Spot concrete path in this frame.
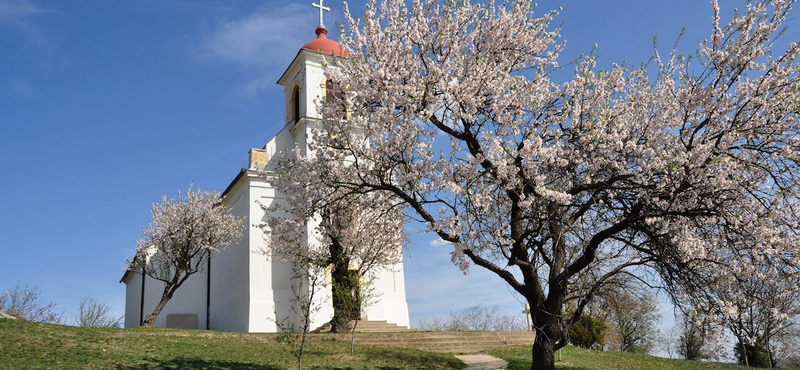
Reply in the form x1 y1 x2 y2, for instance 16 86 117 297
455 354 509 370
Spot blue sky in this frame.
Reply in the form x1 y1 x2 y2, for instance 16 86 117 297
1 0 796 335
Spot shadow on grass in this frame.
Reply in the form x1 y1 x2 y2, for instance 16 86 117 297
504 358 592 370
115 356 282 370
356 347 466 370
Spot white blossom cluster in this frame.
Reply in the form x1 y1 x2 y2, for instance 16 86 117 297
260 164 406 276
131 187 243 283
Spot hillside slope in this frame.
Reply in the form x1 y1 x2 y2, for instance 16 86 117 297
0 319 461 370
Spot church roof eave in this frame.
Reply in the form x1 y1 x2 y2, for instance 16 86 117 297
221 168 249 200
276 48 336 87
119 256 140 283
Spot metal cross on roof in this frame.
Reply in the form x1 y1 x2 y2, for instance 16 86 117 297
312 0 330 28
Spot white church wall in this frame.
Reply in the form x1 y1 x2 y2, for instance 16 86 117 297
308 271 334 331
306 215 334 332
250 125 336 333
212 177 253 332
122 272 142 328
123 270 207 329
362 263 410 328
247 178 281 332
302 57 325 121
155 272 207 329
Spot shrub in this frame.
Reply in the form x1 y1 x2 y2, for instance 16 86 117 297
0 285 64 324
569 313 606 350
734 338 774 368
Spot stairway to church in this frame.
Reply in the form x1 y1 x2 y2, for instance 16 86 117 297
311 320 413 333
310 329 537 353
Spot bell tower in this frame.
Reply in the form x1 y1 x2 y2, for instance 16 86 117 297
276 0 345 130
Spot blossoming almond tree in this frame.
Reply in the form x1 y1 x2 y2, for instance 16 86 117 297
128 187 243 327
277 0 800 368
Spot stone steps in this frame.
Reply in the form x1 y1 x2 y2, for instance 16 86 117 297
311 320 413 333
309 330 536 353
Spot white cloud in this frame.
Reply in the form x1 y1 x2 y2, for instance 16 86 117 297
3 78 44 100
429 238 453 247
0 0 55 49
194 3 328 99
0 0 50 20
197 3 318 70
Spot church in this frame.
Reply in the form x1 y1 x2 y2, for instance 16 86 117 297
120 6 410 332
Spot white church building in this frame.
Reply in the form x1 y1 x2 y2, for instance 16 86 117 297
120 14 410 332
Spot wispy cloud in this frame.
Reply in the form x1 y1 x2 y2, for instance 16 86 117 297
194 3 323 100
197 3 318 70
3 78 44 100
429 238 453 247
0 0 55 49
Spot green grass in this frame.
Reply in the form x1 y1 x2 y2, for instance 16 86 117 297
2 319 777 370
489 345 762 370
0 319 463 370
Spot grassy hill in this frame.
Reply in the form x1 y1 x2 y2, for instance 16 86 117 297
1 318 771 370
0 319 461 370
489 345 761 370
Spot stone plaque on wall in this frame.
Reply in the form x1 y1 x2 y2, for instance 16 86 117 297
166 313 198 330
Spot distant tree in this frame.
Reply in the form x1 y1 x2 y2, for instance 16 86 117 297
416 305 527 332
449 305 499 331
785 356 800 370
657 324 682 359
416 316 451 331
569 313 606 350
604 291 660 354
75 295 122 328
775 318 800 370
0 284 64 324
778 330 800 370
675 308 720 361
278 0 800 368
450 305 527 332
127 186 243 327
669 238 800 366
713 265 799 367
491 313 529 332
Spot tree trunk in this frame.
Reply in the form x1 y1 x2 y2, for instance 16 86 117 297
528 293 565 370
141 272 189 327
142 287 173 327
532 332 556 370
329 266 357 332
329 309 352 332
350 319 359 355
328 237 356 333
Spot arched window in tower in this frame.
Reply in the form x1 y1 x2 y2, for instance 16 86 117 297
325 79 343 101
325 79 348 118
292 86 301 124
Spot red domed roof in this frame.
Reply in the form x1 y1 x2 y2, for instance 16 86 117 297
302 26 347 57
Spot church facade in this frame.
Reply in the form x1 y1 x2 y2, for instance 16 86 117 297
121 23 410 332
